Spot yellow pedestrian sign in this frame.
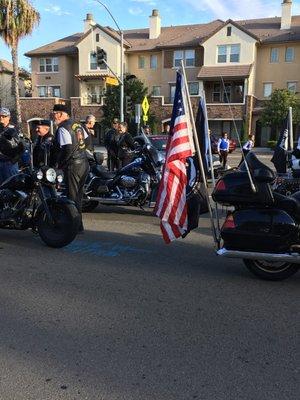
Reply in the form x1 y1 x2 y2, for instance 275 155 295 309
142 97 149 115
143 115 148 122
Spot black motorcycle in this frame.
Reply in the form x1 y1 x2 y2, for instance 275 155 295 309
212 152 300 280
0 159 80 248
82 144 163 212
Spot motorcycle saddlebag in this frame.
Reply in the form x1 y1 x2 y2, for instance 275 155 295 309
212 171 274 206
221 209 298 252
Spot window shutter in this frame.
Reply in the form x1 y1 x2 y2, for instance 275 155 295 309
164 50 174 68
195 47 204 67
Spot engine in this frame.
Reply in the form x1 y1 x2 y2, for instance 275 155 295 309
0 189 27 219
119 175 137 189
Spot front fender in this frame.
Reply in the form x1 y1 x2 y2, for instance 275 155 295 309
35 196 79 221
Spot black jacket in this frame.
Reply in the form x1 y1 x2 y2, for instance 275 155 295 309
117 132 135 159
0 125 24 163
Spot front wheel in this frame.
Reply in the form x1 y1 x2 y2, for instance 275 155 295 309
82 200 99 212
243 259 299 281
36 203 80 248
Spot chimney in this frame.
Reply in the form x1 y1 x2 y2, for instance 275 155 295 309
149 9 161 39
84 13 96 33
281 0 292 30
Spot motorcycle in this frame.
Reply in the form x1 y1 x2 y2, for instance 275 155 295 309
212 152 300 280
82 144 163 212
0 139 80 248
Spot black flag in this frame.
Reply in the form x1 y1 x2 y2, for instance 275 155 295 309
271 116 289 173
195 97 209 176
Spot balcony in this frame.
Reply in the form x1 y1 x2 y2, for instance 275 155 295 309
81 94 105 106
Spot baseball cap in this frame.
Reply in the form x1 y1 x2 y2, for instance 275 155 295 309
0 107 10 116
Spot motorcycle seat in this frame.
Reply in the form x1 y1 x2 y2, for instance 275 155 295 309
91 165 116 179
273 192 300 220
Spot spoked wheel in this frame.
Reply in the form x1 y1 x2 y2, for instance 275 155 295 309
82 200 99 212
37 203 80 248
243 259 299 281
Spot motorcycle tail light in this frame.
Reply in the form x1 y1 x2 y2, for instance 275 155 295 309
222 214 236 229
215 179 226 191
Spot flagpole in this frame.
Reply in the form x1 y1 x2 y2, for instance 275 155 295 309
201 90 215 187
180 61 219 246
289 107 293 151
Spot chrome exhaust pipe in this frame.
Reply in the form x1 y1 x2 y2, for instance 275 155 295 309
87 196 128 205
217 247 300 264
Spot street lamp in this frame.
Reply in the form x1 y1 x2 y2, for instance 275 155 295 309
94 0 124 122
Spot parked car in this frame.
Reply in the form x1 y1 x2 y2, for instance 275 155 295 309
210 134 237 154
135 133 222 177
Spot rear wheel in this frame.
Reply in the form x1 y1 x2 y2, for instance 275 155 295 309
243 259 299 281
37 203 80 248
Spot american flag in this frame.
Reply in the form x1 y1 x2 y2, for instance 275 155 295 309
155 71 195 243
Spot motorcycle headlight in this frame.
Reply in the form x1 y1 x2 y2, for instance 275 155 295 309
36 170 43 180
46 168 57 183
57 173 64 183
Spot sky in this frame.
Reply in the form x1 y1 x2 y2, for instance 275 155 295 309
1 0 300 69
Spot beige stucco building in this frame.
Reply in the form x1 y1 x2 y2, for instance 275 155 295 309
0 59 28 110
23 0 300 145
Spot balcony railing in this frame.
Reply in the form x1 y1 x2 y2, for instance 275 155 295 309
81 94 105 106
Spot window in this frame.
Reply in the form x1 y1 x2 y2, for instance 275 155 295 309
270 48 279 63
263 83 273 97
188 82 199 95
212 83 221 102
230 44 240 62
174 50 183 67
138 56 145 69
185 49 195 67
217 45 227 63
152 86 161 96
287 81 297 93
150 55 158 69
217 44 240 63
39 57 58 72
90 52 97 70
223 84 231 102
37 85 60 97
96 33 100 42
285 47 294 62
227 26 232 36
170 84 176 102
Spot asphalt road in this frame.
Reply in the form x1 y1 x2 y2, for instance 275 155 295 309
0 151 299 400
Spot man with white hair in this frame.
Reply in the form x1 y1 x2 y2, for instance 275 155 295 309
83 114 96 153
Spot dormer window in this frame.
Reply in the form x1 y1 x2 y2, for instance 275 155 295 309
227 26 232 36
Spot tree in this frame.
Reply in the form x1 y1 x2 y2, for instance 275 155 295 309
103 75 148 133
261 89 300 141
0 0 40 129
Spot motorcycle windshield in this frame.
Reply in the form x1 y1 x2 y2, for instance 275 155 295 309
145 145 161 167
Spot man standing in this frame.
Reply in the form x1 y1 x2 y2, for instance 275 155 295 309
0 107 24 184
104 118 119 170
83 114 96 153
32 120 55 167
117 122 136 168
217 132 230 169
52 104 89 232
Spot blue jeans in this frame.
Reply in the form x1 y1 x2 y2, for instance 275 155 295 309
0 160 19 185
